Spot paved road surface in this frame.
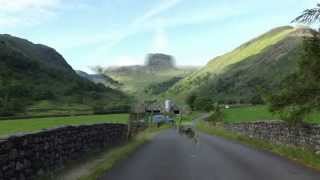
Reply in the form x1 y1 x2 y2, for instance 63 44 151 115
100 129 320 180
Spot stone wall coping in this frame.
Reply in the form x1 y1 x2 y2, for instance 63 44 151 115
225 120 283 124
0 122 127 142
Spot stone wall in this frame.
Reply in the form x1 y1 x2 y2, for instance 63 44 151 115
0 123 128 180
224 121 320 152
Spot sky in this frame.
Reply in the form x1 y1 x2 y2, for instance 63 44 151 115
0 0 318 73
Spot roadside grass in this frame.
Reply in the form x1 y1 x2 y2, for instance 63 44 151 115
180 111 203 122
223 105 320 124
52 126 169 180
197 121 320 171
0 114 129 137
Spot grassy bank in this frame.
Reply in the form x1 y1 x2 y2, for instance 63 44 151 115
52 126 169 180
0 114 129 137
197 121 320 170
223 105 277 123
223 105 320 124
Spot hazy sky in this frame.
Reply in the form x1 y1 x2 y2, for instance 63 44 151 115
0 0 318 72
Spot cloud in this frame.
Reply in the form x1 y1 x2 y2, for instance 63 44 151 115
101 0 183 51
75 0 249 54
151 19 170 53
0 0 60 12
152 27 169 53
80 0 255 68
112 56 143 66
130 0 183 27
0 0 61 27
83 0 183 67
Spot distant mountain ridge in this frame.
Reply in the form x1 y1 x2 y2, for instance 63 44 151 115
166 26 317 104
107 53 177 74
102 53 198 98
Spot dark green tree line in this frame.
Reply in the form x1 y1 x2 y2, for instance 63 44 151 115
267 3 320 124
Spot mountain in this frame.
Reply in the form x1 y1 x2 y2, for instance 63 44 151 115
0 34 73 73
166 26 316 104
0 34 130 116
102 53 198 98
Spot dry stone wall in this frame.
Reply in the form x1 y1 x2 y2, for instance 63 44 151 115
224 121 320 152
0 123 128 180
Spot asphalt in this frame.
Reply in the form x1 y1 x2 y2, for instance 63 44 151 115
100 129 320 180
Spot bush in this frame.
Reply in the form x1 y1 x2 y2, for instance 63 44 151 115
186 93 197 110
194 97 214 112
250 94 264 105
0 80 31 116
207 103 224 125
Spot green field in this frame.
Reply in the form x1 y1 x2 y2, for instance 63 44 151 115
223 105 320 124
0 114 129 137
25 100 93 117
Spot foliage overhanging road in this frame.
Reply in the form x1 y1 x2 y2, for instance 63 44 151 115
100 129 320 180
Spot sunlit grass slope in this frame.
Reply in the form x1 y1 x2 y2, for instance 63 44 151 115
167 26 295 99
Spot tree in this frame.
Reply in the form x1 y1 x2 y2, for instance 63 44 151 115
207 103 224 125
186 93 197 110
0 79 30 116
193 97 213 112
267 35 320 124
267 7 320 125
292 4 320 24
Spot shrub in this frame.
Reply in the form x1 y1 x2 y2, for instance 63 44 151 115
207 103 224 125
186 93 197 110
194 97 214 112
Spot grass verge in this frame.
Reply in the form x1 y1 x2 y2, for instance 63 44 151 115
222 105 320 124
197 121 320 171
53 126 169 180
175 111 205 126
0 114 129 137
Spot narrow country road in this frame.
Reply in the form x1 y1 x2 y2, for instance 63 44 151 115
100 129 320 180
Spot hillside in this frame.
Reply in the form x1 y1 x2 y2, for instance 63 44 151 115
76 70 121 88
0 34 130 116
166 26 316 104
0 34 74 73
103 53 198 99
